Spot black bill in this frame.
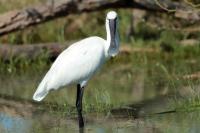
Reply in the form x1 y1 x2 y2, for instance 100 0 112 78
109 18 117 51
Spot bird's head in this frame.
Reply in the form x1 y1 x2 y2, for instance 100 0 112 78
106 11 119 57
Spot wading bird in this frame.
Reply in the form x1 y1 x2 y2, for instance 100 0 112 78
33 11 119 128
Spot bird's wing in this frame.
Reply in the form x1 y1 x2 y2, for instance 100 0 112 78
46 37 105 90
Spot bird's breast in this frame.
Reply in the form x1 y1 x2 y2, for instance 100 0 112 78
76 46 105 83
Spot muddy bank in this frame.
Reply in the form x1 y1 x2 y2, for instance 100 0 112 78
0 93 175 119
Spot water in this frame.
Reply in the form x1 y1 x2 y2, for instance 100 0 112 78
0 50 200 132
1 111 200 133
0 113 31 133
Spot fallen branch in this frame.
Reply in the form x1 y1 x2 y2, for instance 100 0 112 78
0 43 159 61
0 43 68 61
0 0 199 36
182 71 200 80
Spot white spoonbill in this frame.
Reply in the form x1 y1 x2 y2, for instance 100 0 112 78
33 11 119 128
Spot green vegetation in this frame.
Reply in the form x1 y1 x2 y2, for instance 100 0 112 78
1 44 200 115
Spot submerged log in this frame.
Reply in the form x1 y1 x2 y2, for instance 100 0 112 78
111 95 176 118
0 0 199 36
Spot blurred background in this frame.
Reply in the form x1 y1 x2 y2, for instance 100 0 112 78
0 0 200 132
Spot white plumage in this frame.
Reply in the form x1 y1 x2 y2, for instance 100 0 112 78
33 11 119 102
33 37 106 101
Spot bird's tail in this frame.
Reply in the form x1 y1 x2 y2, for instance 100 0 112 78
33 77 49 102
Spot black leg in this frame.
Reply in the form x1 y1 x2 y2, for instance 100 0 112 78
76 84 84 128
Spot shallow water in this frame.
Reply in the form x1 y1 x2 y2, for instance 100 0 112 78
1 50 200 132
1 111 200 133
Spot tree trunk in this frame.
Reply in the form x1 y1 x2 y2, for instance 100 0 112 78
0 0 198 36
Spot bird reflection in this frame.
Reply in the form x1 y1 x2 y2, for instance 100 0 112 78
79 127 84 133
